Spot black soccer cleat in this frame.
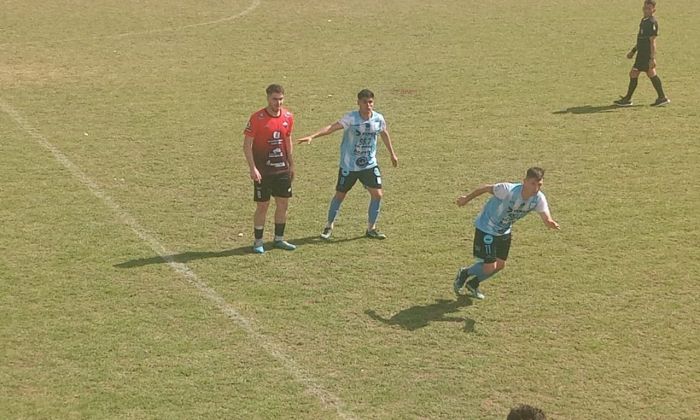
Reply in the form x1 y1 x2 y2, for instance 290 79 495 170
365 229 387 240
320 227 332 240
453 267 469 296
651 97 670 107
613 97 633 107
465 278 485 300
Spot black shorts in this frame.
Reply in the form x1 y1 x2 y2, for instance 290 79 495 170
633 52 651 72
335 166 382 193
473 228 512 263
254 173 292 202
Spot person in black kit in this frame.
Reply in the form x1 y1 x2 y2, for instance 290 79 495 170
507 404 547 420
614 0 670 107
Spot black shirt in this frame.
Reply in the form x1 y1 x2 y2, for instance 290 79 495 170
636 16 659 55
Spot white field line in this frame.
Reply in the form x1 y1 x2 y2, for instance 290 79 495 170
0 99 356 420
0 0 261 48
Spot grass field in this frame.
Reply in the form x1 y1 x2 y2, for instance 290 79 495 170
1 0 699 418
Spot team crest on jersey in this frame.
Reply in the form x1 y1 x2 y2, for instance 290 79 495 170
257 112 265 119
282 121 288 127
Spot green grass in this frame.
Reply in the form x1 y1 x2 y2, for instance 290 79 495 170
1 0 699 418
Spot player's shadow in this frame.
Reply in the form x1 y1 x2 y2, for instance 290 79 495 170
552 104 640 114
365 296 475 332
114 234 365 268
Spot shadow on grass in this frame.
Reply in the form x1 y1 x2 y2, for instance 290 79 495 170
365 295 475 332
114 234 365 268
552 104 642 114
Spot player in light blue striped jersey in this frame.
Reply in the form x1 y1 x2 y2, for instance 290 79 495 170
297 89 398 240
453 167 560 299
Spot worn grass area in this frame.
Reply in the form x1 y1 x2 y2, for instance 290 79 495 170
1 0 698 418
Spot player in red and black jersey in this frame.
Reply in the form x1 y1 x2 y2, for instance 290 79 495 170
243 84 296 253
614 0 670 107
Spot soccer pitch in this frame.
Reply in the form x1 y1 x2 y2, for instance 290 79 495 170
1 0 698 418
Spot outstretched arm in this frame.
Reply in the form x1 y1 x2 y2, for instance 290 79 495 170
297 122 344 144
456 185 494 207
539 211 560 230
379 129 398 167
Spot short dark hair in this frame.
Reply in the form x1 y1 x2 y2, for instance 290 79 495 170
645 0 656 6
525 167 545 181
507 404 547 420
266 84 284 96
357 89 374 100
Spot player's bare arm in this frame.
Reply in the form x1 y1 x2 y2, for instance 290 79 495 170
539 212 560 230
649 35 657 68
626 46 637 59
456 184 494 207
243 135 261 182
297 122 344 144
286 134 295 181
379 130 398 167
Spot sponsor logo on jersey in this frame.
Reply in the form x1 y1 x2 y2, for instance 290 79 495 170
266 160 287 168
356 157 368 167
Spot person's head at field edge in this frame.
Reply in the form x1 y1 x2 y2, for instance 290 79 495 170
357 89 375 117
507 404 546 420
643 0 656 17
522 167 545 199
266 84 285 115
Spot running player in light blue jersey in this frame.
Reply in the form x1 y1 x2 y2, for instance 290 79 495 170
297 89 398 240
453 167 560 299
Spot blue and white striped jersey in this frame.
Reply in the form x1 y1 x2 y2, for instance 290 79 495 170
337 110 386 172
474 183 550 236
